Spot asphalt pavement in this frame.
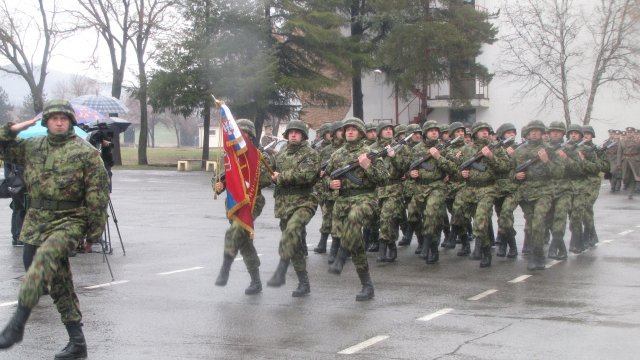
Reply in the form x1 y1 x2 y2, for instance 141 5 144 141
0 169 639 359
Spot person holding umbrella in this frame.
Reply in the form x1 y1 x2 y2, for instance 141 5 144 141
0 99 110 359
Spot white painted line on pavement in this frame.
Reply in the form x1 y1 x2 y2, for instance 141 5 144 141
157 267 204 276
636 225 640 228
467 289 498 301
0 301 18 308
600 240 612 245
235 254 262 261
619 230 634 235
417 308 453 322
84 280 130 289
508 275 532 283
338 335 389 354
546 260 562 268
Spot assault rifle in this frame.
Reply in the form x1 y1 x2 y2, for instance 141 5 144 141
329 133 413 180
321 158 331 171
562 139 588 154
515 139 571 173
215 141 278 183
311 139 324 149
409 136 461 171
459 136 515 171
580 140 616 156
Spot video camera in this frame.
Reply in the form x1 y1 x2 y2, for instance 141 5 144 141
80 122 115 147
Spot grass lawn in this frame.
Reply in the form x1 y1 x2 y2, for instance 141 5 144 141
118 147 220 168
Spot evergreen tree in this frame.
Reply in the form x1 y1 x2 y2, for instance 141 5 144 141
0 87 13 125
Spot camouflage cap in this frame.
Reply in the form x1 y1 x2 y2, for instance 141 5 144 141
42 99 77 126
342 117 366 137
582 125 596 138
526 120 546 132
377 120 395 138
236 119 256 138
495 123 517 140
406 123 422 134
395 124 407 136
365 122 377 132
449 122 466 137
284 120 309 140
567 123 584 136
330 121 343 137
422 120 441 134
548 121 566 133
471 121 492 137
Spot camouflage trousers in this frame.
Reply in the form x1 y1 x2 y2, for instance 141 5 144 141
279 207 314 272
549 188 573 239
378 195 404 242
583 179 600 230
362 202 380 235
569 179 589 235
320 200 334 234
332 194 376 275
408 186 447 238
446 184 470 234
495 192 519 238
20 226 84 324
451 186 497 245
520 194 554 248
224 222 260 271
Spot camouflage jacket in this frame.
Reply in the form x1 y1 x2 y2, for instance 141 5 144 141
545 138 575 195
274 141 319 218
582 140 610 182
318 139 344 201
365 138 377 146
0 124 109 245
320 139 344 163
315 138 332 153
369 138 410 198
324 138 389 193
410 138 456 190
512 138 564 200
496 140 519 195
402 139 422 198
457 138 510 186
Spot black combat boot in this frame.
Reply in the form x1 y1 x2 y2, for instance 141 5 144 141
0 304 31 349
569 231 581 253
215 253 234 286
328 237 341 264
292 271 310 297
522 231 531 255
534 247 546 270
589 227 599 246
376 241 388 263
479 245 492 268
506 236 518 258
555 238 568 260
527 250 538 272
494 232 503 247
245 268 262 295
314 233 330 254
577 231 587 252
415 235 424 254
267 258 290 287
355 273 375 301
419 235 430 260
54 322 87 359
398 223 414 246
488 222 496 247
387 241 398 262
457 233 471 256
367 232 380 252
362 228 370 250
444 226 457 249
547 238 558 259
468 237 483 260
328 247 349 275
496 234 508 257
582 227 591 248
426 238 439 264
442 226 451 248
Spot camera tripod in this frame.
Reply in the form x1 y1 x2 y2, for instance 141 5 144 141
94 198 126 281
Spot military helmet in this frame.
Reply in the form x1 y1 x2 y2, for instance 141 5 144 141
377 120 395 138
567 123 584 136
41 99 77 126
422 120 441 135
439 124 449 135
548 121 566 133
521 125 529 137
495 123 517 140
471 121 492 137
406 123 421 134
395 124 407 136
449 122 466 137
582 125 596 138
330 121 343 137
236 119 256 138
365 122 377 132
318 123 331 136
526 120 546 132
284 120 309 140
342 117 366 137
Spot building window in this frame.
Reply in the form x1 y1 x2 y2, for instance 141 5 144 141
450 109 476 127
211 129 216 135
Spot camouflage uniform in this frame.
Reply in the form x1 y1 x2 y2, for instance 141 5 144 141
512 120 564 270
604 132 621 191
493 123 520 258
581 126 610 246
364 122 377 146
326 118 388 301
0 99 109 357
442 123 469 250
398 124 422 246
369 121 410 262
314 123 332 153
617 128 640 198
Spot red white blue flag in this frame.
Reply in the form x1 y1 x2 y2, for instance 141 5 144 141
219 103 261 238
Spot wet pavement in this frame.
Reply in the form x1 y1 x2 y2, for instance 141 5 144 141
0 169 639 359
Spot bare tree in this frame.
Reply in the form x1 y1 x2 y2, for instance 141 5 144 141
0 0 77 114
52 73 101 99
128 0 177 165
497 0 640 127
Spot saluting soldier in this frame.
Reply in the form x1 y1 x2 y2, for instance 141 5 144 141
618 127 640 199
398 124 423 247
214 119 273 295
267 121 319 297
325 118 388 301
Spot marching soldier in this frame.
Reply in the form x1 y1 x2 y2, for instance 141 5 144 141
581 125 610 246
365 122 377 146
267 121 319 297
214 119 273 295
605 129 621 192
314 123 332 153
398 124 423 247
325 118 388 301
395 124 407 142
493 123 519 258
618 127 640 199
441 122 469 251
439 124 450 144
565 124 594 253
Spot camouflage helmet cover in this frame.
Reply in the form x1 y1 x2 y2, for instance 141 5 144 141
284 120 309 140
395 124 407 135
471 121 492 137
342 117 366 137
42 99 77 126
330 121 344 137
365 122 377 132
548 121 566 133
449 122 466 137
526 120 546 132
567 123 584 136
495 123 517 140
406 123 422 134
236 119 256 138
318 123 331 136
422 120 441 135
439 124 449 134
582 125 596 138
377 120 395 138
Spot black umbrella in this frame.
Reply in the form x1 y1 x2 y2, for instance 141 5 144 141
84 117 131 133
